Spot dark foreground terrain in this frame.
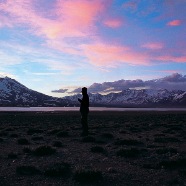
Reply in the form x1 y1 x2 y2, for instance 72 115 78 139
0 111 185 186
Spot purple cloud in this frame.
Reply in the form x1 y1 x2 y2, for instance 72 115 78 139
67 73 186 94
51 89 68 93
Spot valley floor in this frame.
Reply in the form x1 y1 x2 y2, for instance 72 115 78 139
0 111 185 186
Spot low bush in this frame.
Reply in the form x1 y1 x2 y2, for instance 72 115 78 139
8 152 18 159
33 146 56 156
57 131 69 138
47 129 61 135
31 136 43 141
82 136 96 143
17 138 30 145
74 169 103 183
44 162 71 177
16 165 40 175
52 141 63 147
91 146 106 154
117 148 140 158
23 147 32 153
27 128 43 135
10 133 18 138
101 133 114 139
159 158 186 169
156 148 177 155
115 139 143 146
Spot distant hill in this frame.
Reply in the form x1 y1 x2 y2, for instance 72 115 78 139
0 76 186 107
0 77 68 106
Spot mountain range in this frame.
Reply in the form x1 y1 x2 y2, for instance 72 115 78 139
0 76 186 107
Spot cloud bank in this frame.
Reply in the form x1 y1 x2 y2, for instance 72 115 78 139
52 73 186 95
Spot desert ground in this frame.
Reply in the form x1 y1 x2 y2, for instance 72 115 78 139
0 111 185 186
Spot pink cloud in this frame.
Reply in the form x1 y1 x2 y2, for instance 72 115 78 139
156 55 186 63
103 18 123 28
81 42 151 67
0 0 107 39
80 41 186 67
142 42 164 50
167 19 182 26
56 0 105 28
0 14 13 28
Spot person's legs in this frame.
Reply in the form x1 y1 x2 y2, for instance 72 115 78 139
81 112 88 135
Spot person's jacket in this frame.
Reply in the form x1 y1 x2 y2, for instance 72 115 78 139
80 94 89 113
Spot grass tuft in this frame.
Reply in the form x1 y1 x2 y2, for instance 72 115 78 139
16 165 40 175
91 146 106 154
74 169 103 183
57 131 69 138
101 133 114 139
156 148 177 155
33 146 56 156
31 136 43 141
10 133 18 138
52 141 63 147
115 139 143 146
117 148 140 158
0 137 4 142
82 136 96 143
154 137 180 143
44 162 71 177
27 128 43 135
23 147 32 153
17 138 30 145
8 152 18 159
159 158 186 169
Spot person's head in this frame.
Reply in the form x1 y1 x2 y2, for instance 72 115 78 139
82 87 87 95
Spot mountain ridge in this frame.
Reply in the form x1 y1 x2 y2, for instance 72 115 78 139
0 76 186 107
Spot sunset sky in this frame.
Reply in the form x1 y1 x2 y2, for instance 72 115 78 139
0 0 186 97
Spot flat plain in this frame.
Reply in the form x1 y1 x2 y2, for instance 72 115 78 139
0 111 185 186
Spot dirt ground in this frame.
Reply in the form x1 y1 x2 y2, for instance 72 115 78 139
0 111 185 186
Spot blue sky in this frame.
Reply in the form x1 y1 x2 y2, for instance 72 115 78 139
0 0 186 97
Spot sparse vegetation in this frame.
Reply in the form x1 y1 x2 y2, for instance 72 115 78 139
74 168 103 183
47 129 61 135
31 136 43 141
115 139 143 146
52 141 63 147
10 133 18 138
33 145 56 156
156 148 177 155
0 111 185 185
57 131 69 137
82 136 96 143
117 148 140 158
27 128 43 135
23 147 32 153
44 162 71 177
159 158 186 169
91 146 106 154
101 133 114 139
0 132 8 137
154 137 181 143
8 152 18 159
17 138 30 145
16 165 40 175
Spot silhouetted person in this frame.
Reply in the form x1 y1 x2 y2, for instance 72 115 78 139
78 87 89 136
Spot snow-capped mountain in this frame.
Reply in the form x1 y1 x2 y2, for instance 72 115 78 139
0 77 68 106
0 76 186 107
65 89 186 107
